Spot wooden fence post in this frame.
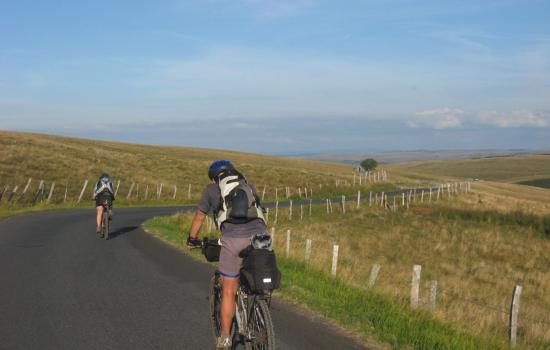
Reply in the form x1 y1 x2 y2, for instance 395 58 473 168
367 264 381 288
115 180 120 196
411 265 421 309
46 182 56 204
509 285 523 347
127 182 135 199
274 201 279 224
8 185 18 202
286 230 291 256
300 204 303 221
188 184 191 200
173 185 177 200
429 280 437 310
289 200 293 220
262 185 266 202
369 191 372 206
144 185 149 200
309 199 312 217
341 195 346 214
64 181 68 202
326 199 330 213
357 190 361 208
331 245 339 277
77 180 88 204
305 239 312 262
158 183 163 199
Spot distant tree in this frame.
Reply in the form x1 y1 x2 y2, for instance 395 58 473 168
360 158 378 171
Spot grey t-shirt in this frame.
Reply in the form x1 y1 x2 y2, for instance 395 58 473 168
198 183 267 238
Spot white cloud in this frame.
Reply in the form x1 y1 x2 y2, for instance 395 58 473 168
413 108 464 129
478 110 550 128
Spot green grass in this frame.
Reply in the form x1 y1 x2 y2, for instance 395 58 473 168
143 214 512 350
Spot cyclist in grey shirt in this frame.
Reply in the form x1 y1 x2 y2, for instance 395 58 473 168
187 160 266 349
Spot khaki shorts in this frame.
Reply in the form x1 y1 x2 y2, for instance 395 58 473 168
218 235 252 278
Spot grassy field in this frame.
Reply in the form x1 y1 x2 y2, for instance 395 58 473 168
144 182 550 349
386 155 550 184
143 212 508 350
0 130 399 218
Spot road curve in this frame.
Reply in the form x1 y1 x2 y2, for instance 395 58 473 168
0 207 369 350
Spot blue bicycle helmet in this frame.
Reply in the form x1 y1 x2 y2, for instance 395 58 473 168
208 160 235 180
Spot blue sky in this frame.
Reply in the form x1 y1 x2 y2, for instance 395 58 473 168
1 0 549 153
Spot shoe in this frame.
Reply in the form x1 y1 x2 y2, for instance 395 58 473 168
216 336 232 349
96 227 101 234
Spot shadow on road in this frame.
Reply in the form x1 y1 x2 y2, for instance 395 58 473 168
109 225 139 239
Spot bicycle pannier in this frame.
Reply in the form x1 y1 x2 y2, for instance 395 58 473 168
239 247 281 294
202 239 221 262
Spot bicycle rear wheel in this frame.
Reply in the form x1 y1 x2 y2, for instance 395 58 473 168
247 299 275 350
102 210 109 240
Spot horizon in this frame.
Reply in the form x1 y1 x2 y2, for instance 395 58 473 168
1 1 549 153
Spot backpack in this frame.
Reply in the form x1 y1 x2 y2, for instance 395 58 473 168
216 170 265 226
239 245 281 294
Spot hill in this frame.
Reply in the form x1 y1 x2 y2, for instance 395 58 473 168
0 130 397 212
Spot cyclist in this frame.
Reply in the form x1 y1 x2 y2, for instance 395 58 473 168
187 160 267 349
93 172 115 234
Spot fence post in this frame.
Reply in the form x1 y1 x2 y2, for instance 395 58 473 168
64 181 68 202
509 285 523 347
115 180 120 197
429 280 437 310
289 200 293 220
46 182 56 204
356 190 361 208
77 180 88 204
144 185 149 200
341 195 346 214
411 265 421 309
300 204 303 221
127 182 135 199
369 191 372 206
188 184 191 200
286 230 291 256
261 185 266 202
331 245 339 277
305 239 312 262
309 199 312 216
158 183 163 199
173 185 177 200
326 199 330 213
367 264 381 288
8 185 19 202
274 201 279 224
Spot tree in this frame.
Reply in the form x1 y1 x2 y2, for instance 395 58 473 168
360 158 378 171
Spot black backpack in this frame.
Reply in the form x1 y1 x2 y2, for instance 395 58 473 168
216 170 265 226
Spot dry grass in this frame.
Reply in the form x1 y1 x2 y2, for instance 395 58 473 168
266 187 550 349
0 130 398 207
386 155 550 184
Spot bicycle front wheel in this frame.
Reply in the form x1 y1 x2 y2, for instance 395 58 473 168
247 299 275 350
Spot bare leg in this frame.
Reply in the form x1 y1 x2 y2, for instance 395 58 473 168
96 206 103 229
220 276 239 337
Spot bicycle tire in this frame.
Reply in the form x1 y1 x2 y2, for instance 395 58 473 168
246 299 275 350
102 210 109 240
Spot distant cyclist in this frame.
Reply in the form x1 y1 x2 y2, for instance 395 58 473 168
187 160 267 349
93 172 115 234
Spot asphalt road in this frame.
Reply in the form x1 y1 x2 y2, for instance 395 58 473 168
0 206 369 350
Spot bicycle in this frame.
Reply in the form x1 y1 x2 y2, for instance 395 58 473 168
99 199 111 240
201 238 276 350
